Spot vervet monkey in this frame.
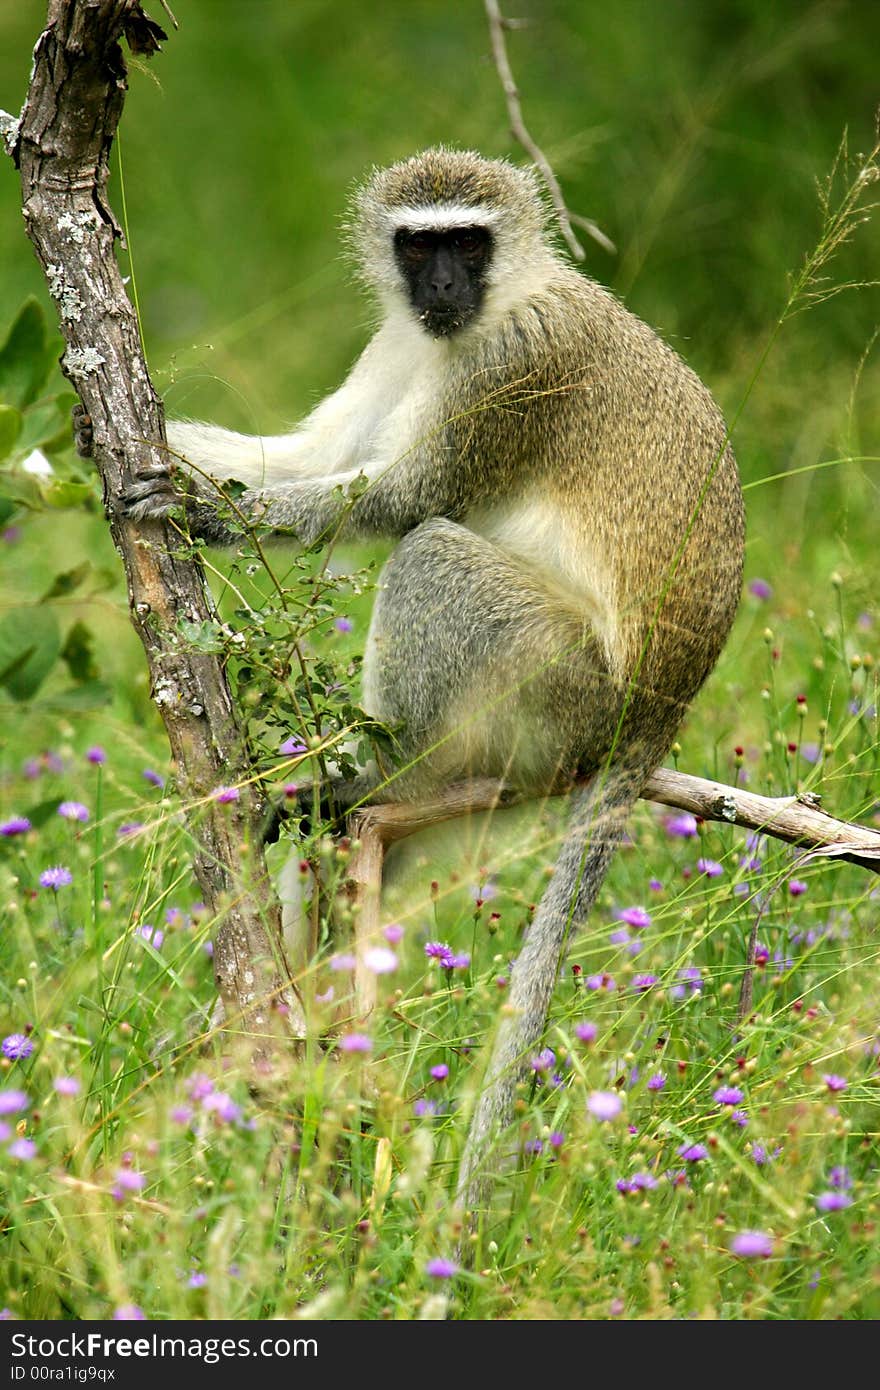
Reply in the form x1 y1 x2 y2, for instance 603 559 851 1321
115 147 745 1210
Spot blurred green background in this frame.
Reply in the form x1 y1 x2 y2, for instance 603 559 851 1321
0 0 877 749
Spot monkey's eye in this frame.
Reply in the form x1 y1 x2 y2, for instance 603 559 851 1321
401 232 432 260
453 232 481 254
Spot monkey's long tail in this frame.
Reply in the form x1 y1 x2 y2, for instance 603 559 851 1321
455 761 648 1222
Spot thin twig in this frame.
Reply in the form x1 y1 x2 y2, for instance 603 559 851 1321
483 0 615 257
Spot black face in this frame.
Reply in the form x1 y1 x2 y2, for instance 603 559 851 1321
393 225 493 338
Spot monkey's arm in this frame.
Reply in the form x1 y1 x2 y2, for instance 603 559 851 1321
165 339 396 489
123 445 467 547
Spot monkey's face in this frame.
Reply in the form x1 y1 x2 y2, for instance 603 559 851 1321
393 225 493 337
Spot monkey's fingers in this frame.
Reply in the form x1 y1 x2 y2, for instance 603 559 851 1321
121 474 185 521
71 403 93 458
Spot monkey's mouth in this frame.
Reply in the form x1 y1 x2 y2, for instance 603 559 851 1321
419 305 470 337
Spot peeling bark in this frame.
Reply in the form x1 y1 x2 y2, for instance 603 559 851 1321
6 0 305 1051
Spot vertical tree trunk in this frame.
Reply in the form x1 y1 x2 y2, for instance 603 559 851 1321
5 0 306 1051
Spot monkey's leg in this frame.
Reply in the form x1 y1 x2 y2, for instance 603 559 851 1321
361 517 617 800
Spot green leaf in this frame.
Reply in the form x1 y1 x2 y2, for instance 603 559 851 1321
43 564 93 602
59 618 100 682
42 680 112 710
0 405 22 460
0 606 62 701
0 468 43 510
18 392 78 457
41 479 94 509
0 299 60 411
21 798 61 830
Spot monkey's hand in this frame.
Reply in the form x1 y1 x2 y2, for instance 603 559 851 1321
121 462 237 544
72 402 94 458
234 475 367 548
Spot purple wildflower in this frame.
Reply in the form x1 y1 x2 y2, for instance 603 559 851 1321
187 1075 214 1101
170 1105 194 1126
53 1077 80 1096
670 965 703 999
363 946 398 974
665 812 698 838
413 1099 439 1117
713 1085 744 1106
584 973 617 991
202 1092 241 1123
633 973 658 992
338 1032 372 1054
530 1048 556 1074
617 905 651 929
212 785 239 804
822 1074 848 1093
574 1020 598 1044
647 1072 667 1092
111 1168 146 1200
0 816 31 837
113 1306 146 1320
609 927 631 945
828 1165 853 1190
816 1191 852 1212
117 822 143 838
677 1142 708 1162
57 800 89 823
279 736 307 756
748 579 772 600
86 746 106 765
549 1131 564 1149
430 1064 449 1081
730 1109 749 1128
333 617 354 633
187 1272 207 1289
750 1143 781 1165
329 952 357 971
788 879 808 897
441 952 471 971
730 1230 774 1257
618 1172 658 1193
697 858 723 877
136 924 164 949
142 769 165 788
383 923 404 944
587 1091 623 1121
425 1258 459 1279
8 1138 37 1160
649 877 663 892
0 1091 29 1118
39 865 73 890
524 1138 543 1155
2 1035 33 1062
425 941 454 965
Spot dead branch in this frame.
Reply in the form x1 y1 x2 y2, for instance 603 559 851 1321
5 0 305 1052
483 0 615 258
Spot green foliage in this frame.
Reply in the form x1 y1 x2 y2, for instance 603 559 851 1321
0 298 109 709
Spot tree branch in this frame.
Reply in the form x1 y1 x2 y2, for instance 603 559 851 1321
350 766 880 870
345 765 880 1015
483 0 616 258
5 0 305 1053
